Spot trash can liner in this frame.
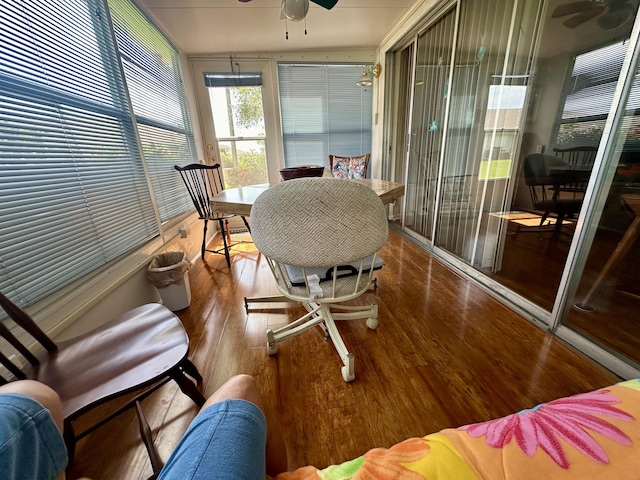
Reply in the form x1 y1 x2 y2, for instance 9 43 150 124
146 251 191 288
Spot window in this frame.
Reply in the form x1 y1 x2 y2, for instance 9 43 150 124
108 0 197 222
479 83 527 180
205 73 268 188
554 40 640 149
0 0 197 312
278 64 373 167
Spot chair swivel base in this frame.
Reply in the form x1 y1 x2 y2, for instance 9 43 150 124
265 302 378 382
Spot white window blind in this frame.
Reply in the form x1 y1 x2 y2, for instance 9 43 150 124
108 0 197 222
555 40 640 148
0 0 158 309
278 64 373 167
562 42 631 120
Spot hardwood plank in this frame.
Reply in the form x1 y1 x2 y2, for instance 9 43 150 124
66 228 620 479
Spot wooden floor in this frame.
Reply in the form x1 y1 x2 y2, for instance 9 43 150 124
67 228 620 479
488 223 640 364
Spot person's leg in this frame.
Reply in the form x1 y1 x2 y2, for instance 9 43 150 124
158 374 288 480
202 374 288 476
0 380 67 480
0 380 64 432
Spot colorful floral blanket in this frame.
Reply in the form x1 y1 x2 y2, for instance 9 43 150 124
272 379 640 479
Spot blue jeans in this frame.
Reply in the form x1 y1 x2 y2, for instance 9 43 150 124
0 393 67 480
158 399 267 480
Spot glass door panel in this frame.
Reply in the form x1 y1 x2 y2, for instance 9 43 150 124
435 0 540 269
562 52 640 366
403 9 456 242
389 0 640 374
482 3 636 312
190 58 281 185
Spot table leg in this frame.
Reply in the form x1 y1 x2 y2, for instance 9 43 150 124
575 215 640 311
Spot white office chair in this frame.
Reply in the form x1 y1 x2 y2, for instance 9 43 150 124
250 177 389 382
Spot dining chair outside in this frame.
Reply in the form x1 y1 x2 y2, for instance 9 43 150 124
175 163 251 267
0 292 205 477
523 153 583 239
552 146 597 167
249 177 389 382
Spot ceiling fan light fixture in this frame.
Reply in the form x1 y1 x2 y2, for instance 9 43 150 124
282 0 309 22
597 3 635 29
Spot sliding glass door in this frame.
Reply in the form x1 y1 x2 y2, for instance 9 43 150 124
391 0 640 375
435 0 541 268
560 35 640 369
403 9 456 243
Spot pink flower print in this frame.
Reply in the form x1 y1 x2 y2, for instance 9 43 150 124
460 389 634 468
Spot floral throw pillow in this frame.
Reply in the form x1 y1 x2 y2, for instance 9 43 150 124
331 157 350 179
349 155 368 179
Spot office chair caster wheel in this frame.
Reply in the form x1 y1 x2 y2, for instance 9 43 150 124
266 330 278 355
341 366 355 382
341 353 355 382
366 317 378 330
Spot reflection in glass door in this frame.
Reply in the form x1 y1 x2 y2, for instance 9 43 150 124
562 43 640 368
435 0 539 270
484 5 635 313
403 9 456 242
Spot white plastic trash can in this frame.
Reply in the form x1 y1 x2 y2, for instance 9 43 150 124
147 251 192 311
157 272 191 311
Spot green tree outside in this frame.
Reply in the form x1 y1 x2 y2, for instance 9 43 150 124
218 86 268 188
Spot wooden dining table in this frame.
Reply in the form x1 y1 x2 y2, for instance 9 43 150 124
211 178 405 216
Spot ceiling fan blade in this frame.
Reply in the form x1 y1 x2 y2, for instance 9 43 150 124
563 5 606 27
552 1 598 17
310 0 338 9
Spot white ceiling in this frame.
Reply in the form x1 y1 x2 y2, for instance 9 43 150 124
136 0 416 55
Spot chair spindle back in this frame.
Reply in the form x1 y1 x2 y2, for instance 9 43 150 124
175 163 225 219
0 292 57 382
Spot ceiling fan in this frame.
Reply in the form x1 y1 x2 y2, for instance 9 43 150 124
239 0 338 38
552 0 637 29
238 0 339 21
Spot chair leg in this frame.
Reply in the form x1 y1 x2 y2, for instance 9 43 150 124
320 305 356 382
552 211 566 240
135 400 164 476
217 219 232 267
241 215 251 234
171 368 206 407
201 219 208 259
181 358 203 382
63 418 76 466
